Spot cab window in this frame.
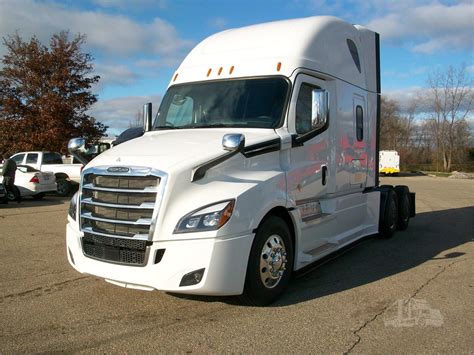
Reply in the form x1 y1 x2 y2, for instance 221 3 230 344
43 153 63 164
26 153 39 164
11 154 25 164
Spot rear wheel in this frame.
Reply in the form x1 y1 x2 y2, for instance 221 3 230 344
56 179 71 197
394 186 410 230
379 187 398 239
6 191 15 201
241 216 294 306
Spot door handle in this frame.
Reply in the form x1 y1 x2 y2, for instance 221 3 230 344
322 166 328 186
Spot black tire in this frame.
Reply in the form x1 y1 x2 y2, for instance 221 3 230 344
394 186 410 230
241 216 294 306
56 179 71 197
379 188 398 239
32 192 45 200
6 190 15 201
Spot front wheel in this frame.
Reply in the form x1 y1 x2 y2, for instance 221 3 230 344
241 216 294 306
56 179 71 197
6 190 15 201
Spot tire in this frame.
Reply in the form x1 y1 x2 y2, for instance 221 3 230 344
56 179 71 197
394 186 410 230
379 188 398 239
241 216 294 306
6 190 15 202
32 192 45 200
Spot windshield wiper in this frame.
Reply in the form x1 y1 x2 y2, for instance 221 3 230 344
153 126 182 130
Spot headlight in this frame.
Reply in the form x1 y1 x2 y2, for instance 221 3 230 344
68 192 79 221
174 200 235 233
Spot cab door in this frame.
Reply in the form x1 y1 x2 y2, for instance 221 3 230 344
287 74 334 253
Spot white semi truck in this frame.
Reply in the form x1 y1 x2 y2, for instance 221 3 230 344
66 16 415 305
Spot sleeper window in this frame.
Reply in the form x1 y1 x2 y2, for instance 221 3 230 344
356 105 363 141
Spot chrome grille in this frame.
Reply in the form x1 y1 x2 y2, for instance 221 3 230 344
82 233 150 265
79 167 165 266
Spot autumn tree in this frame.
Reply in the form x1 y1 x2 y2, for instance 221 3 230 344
427 65 472 171
0 31 107 154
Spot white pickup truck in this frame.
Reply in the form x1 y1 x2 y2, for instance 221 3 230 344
10 151 82 196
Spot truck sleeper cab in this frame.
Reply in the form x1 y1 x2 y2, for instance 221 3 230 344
66 16 415 306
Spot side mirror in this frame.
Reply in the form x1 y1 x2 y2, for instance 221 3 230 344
68 137 91 165
222 133 245 152
311 89 329 130
143 102 152 132
68 137 86 153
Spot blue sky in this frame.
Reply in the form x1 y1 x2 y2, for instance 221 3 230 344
1 0 473 134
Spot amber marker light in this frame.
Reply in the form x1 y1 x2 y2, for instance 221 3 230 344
229 66 235 74
218 200 235 228
207 68 212 77
276 62 282 71
173 73 178 82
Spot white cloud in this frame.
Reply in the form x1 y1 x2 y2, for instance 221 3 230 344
366 2 474 54
90 94 162 134
94 63 140 89
299 0 473 54
383 66 430 80
91 0 167 10
384 87 428 113
384 83 474 117
208 17 229 30
0 0 192 64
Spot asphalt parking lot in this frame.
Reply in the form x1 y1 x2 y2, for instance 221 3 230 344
0 176 473 353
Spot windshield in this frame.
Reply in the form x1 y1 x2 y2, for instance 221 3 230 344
154 77 289 130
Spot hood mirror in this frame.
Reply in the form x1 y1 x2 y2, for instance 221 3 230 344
68 137 91 165
222 134 245 152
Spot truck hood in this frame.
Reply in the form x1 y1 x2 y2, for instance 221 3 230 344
88 128 280 172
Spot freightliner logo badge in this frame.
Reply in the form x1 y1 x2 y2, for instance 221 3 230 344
107 167 130 173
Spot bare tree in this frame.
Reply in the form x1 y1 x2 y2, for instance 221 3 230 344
380 96 413 150
129 109 143 128
428 65 473 171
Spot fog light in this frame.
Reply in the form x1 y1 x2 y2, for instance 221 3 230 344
179 268 205 287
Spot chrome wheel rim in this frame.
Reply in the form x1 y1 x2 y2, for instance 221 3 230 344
260 234 287 289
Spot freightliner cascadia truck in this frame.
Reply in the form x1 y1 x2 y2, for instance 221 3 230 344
66 16 415 306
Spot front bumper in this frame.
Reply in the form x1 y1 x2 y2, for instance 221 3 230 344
66 222 254 295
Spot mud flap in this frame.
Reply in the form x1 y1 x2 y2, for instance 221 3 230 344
409 192 416 217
